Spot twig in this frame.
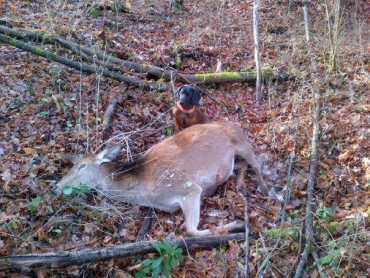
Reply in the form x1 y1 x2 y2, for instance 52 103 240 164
239 193 250 277
253 0 263 105
136 208 154 242
192 85 231 119
312 250 328 278
101 96 119 142
303 6 310 41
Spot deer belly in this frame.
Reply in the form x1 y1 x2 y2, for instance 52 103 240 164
216 162 234 184
117 193 182 212
200 159 234 196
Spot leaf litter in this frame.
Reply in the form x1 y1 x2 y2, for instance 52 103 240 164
0 0 369 277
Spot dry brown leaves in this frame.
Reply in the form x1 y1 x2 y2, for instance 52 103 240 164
0 0 369 277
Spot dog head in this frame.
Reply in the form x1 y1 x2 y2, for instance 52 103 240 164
175 85 201 106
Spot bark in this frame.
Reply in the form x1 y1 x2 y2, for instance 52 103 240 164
0 233 250 271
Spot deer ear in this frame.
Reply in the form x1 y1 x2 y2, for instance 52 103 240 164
96 145 122 163
190 88 201 105
60 153 81 164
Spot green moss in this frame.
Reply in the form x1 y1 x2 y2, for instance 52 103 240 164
262 66 273 78
35 47 44 55
10 39 17 47
267 226 299 240
246 66 273 79
194 72 244 81
194 66 273 82
40 33 53 43
327 221 339 236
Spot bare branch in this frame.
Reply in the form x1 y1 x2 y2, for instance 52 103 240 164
0 233 252 271
294 91 321 277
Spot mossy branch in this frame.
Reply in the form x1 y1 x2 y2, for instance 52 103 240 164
0 24 287 90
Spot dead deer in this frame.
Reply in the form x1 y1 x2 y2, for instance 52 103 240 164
57 122 280 237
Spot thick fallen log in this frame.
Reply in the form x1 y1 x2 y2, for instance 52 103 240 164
0 233 255 272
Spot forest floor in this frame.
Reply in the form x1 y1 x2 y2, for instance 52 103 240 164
0 0 369 277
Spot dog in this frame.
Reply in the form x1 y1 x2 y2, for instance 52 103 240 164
57 122 282 237
172 85 211 132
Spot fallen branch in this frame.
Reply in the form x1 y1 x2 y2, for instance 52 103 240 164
0 32 166 92
240 193 250 277
55 36 274 85
0 233 252 272
0 25 280 87
294 91 321 277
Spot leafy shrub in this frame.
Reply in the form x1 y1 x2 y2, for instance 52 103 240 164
136 239 184 278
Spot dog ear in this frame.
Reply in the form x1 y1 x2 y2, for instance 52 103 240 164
190 87 201 105
175 85 185 100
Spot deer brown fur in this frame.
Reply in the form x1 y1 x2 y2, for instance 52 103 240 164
57 122 280 237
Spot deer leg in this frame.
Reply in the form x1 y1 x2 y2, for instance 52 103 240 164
234 162 249 190
236 142 270 195
180 188 209 236
181 185 245 237
237 142 283 201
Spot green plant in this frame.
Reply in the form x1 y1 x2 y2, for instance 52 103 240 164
28 196 43 212
288 209 300 220
38 111 50 116
319 240 346 266
85 6 100 18
267 226 300 241
62 183 90 196
316 206 334 220
136 239 184 278
176 56 181 68
162 128 172 136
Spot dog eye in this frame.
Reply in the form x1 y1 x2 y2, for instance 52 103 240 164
78 164 86 171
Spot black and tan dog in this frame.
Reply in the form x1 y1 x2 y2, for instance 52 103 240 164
172 85 211 132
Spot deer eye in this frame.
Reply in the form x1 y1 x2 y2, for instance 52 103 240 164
78 164 86 171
